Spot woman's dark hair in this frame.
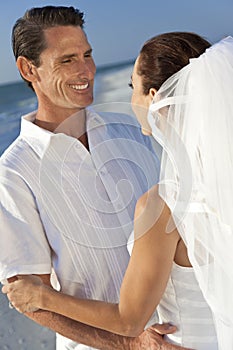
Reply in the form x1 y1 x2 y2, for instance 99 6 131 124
138 32 211 95
12 6 85 89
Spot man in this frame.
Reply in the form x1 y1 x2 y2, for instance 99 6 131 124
0 6 188 350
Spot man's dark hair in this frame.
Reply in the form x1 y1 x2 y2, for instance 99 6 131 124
12 6 85 89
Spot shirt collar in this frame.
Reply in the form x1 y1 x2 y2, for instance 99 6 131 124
86 107 106 131
20 111 54 158
20 108 105 159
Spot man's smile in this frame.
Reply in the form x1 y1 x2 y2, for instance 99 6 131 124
68 83 89 91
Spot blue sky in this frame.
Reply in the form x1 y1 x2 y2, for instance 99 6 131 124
1 0 232 85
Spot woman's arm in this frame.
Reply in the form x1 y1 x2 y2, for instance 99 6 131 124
3 186 180 337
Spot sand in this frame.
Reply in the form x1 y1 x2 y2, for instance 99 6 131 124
0 290 55 350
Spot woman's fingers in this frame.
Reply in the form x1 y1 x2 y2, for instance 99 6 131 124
1 275 42 313
2 284 9 294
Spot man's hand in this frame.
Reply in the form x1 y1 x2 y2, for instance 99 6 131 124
127 324 194 350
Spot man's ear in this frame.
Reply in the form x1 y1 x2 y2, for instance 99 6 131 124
16 56 38 84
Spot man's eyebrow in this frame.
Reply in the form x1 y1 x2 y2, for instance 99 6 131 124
58 53 77 61
85 48 93 55
58 48 93 61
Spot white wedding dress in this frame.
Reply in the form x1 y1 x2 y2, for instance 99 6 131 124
158 262 218 349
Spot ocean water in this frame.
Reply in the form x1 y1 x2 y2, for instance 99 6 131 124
0 60 134 155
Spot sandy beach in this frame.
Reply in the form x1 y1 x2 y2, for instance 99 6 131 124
0 290 55 349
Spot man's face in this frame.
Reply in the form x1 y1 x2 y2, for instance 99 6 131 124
32 25 96 117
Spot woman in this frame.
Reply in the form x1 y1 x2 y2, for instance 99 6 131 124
3 32 233 349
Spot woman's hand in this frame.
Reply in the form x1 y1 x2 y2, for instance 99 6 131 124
2 275 45 313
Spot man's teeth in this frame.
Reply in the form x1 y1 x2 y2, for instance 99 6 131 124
70 83 89 90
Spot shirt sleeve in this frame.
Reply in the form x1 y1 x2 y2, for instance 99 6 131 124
0 170 52 282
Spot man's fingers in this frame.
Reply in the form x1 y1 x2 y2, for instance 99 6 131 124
151 322 177 334
150 324 195 349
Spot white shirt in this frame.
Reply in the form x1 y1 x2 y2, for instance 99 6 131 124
0 109 160 349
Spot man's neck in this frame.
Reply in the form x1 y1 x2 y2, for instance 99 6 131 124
34 108 89 149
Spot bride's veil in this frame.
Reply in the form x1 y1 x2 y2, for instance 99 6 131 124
148 36 233 349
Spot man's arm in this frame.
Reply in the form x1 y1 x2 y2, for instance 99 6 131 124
7 275 191 350
25 311 191 350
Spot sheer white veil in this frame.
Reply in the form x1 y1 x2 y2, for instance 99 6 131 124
148 36 233 349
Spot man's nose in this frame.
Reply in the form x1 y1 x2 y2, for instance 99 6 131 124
75 60 95 78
